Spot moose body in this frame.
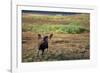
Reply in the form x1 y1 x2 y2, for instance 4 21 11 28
37 34 53 55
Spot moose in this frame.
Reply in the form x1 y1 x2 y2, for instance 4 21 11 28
37 34 53 56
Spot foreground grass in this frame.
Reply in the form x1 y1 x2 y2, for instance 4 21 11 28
22 33 90 62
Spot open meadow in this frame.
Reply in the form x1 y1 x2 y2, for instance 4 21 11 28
22 11 90 62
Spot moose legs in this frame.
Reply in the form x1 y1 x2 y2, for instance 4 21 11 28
37 48 48 56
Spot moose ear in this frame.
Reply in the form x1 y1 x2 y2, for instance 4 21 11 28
49 34 53 39
38 34 42 39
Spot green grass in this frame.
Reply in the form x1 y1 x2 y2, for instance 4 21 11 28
22 23 89 34
61 24 89 34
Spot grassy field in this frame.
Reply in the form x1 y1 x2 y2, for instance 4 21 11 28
22 12 90 62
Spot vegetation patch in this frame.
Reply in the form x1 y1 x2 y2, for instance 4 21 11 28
22 24 89 34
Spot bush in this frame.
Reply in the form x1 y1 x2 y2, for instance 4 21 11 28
22 24 89 34
61 24 88 34
22 24 33 32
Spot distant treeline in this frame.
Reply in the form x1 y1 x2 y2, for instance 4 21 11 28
22 10 88 16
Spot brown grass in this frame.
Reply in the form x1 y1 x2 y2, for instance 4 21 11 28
22 32 89 62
